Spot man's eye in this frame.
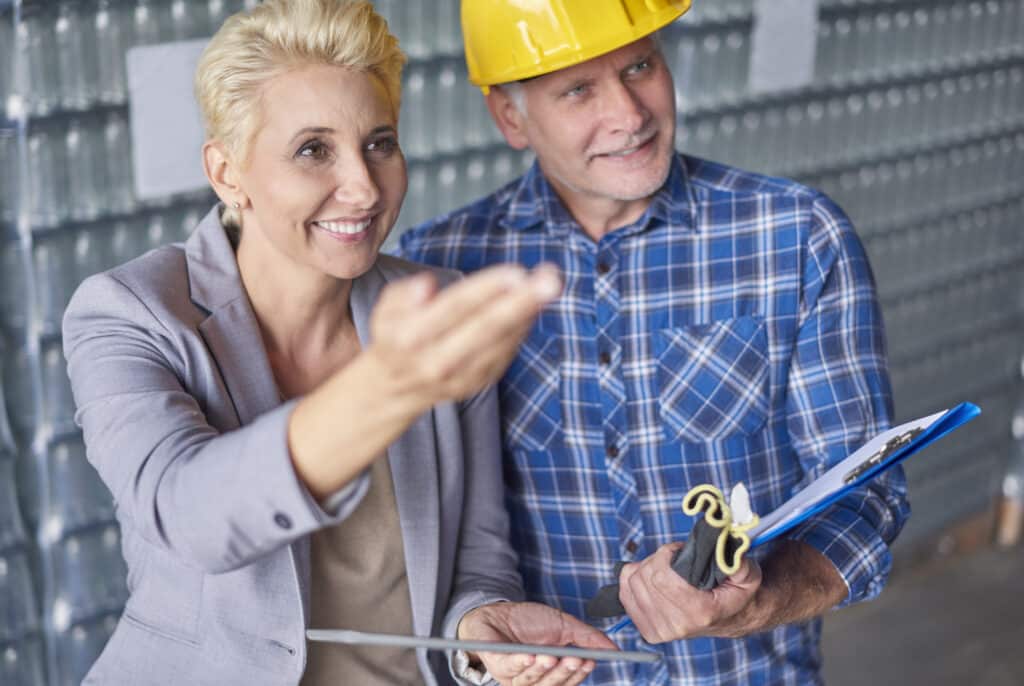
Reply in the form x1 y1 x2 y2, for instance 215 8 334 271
628 59 651 75
565 83 588 97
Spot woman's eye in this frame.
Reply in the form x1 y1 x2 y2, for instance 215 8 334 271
297 140 330 160
367 136 399 155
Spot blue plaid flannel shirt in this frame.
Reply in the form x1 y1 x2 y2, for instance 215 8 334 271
399 154 909 685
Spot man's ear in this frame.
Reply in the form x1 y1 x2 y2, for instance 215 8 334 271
484 87 530 150
202 140 249 209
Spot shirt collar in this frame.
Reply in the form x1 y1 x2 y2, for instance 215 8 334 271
498 160 576 236
638 152 699 234
498 153 699 237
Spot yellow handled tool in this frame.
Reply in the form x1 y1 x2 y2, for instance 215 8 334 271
681 484 760 578
586 483 760 618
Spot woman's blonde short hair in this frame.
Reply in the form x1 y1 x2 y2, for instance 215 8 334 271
195 0 405 165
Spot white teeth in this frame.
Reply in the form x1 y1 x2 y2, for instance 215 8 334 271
316 219 371 234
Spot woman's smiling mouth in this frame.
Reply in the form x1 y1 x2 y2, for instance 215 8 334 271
313 218 373 235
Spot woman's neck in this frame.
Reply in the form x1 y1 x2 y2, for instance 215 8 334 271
235 232 357 364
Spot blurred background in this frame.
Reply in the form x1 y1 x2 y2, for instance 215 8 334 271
0 0 1022 684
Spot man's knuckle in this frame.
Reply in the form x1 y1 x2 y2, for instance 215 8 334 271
650 567 669 587
625 572 641 595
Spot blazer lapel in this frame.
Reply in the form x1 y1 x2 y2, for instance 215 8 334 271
184 208 309 625
351 266 441 638
197 301 280 427
185 207 281 426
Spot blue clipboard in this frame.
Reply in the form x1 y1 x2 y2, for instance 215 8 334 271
748 401 982 548
601 401 981 637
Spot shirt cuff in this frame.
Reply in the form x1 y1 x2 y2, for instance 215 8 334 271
787 486 904 607
453 650 493 685
320 471 371 515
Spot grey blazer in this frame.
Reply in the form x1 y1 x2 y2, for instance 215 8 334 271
63 207 523 685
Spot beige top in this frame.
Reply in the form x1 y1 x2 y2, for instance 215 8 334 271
301 456 424 686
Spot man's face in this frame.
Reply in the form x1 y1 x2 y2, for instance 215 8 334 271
491 37 677 218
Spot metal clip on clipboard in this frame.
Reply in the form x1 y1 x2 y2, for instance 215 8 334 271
843 427 924 484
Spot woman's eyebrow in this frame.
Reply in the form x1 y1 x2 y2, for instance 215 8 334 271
289 124 396 143
289 126 335 143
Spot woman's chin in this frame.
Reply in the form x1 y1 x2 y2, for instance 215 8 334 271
318 252 381 282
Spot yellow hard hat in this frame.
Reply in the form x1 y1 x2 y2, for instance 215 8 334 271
462 0 692 92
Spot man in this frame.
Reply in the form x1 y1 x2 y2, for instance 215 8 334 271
400 1 909 683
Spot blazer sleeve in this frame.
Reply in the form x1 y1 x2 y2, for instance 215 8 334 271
441 385 525 640
62 272 369 574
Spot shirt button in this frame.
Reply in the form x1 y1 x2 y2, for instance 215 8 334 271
596 262 611 275
599 351 611 366
274 512 293 530
606 445 620 459
625 540 638 554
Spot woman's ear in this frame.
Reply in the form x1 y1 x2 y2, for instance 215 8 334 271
202 140 249 209
485 88 530 150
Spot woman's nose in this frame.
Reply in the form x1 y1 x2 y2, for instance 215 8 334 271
333 158 381 210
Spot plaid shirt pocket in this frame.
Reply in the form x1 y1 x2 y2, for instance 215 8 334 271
654 315 770 443
499 331 563 452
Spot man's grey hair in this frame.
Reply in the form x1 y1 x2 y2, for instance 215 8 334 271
498 80 528 116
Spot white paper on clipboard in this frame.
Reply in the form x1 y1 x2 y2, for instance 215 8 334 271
749 402 981 547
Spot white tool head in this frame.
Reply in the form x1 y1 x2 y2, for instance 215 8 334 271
729 483 754 526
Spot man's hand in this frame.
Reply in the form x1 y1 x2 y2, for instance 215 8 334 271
618 540 849 644
618 543 763 643
457 601 618 686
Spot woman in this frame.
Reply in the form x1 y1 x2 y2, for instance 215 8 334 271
62 1 614 684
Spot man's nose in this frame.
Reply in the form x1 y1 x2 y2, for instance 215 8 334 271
604 81 649 135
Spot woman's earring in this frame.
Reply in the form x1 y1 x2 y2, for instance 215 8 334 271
232 201 240 209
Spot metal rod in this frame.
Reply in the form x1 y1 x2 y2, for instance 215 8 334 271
306 629 661 664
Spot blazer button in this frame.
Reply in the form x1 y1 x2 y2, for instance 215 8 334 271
274 512 293 530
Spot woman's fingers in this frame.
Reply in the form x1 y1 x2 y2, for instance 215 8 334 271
493 655 591 686
369 264 562 400
371 270 439 329
374 264 556 349
423 295 543 395
427 265 560 358
512 656 588 686
483 651 535 682
462 602 605 686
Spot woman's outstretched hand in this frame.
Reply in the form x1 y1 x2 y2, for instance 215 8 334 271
288 263 561 500
457 601 619 686
368 263 562 408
